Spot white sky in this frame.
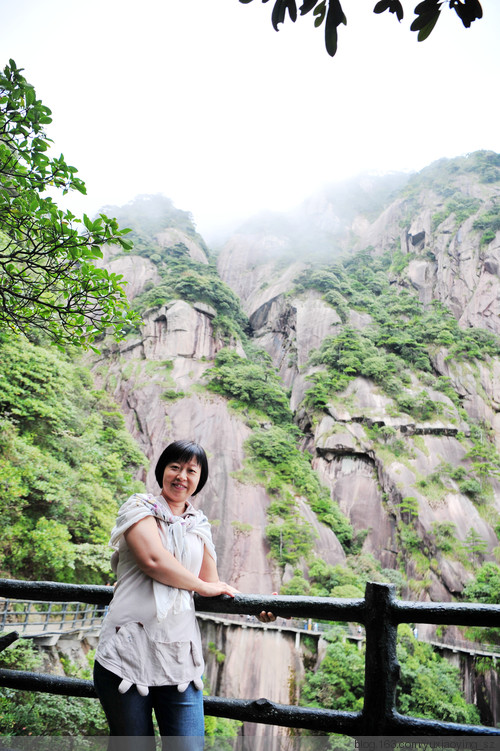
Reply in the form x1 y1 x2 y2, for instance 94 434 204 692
1 0 499 240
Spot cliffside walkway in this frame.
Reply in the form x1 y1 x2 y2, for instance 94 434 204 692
1 596 499 660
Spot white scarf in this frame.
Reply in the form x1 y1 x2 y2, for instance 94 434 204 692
110 493 216 619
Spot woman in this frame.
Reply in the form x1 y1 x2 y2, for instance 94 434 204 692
93 439 272 750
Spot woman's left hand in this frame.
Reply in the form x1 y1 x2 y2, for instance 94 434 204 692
257 610 276 623
256 592 278 623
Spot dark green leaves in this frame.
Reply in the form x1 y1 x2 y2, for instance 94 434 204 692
313 1 326 26
373 0 404 21
411 0 441 40
271 0 297 30
309 0 346 55
410 0 482 40
239 0 483 56
450 0 482 27
299 0 319 14
324 0 346 56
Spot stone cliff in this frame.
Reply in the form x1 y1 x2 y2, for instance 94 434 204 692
213 153 500 609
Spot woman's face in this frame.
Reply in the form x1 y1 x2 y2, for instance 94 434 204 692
161 456 201 508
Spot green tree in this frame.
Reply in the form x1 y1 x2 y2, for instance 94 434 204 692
239 0 483 57
246 425 354 550
267 517 317 564
396 625 480 724
301 626 365 711
301 626 479 725
0 60 139 348
207 348 293 425
398 496 419 523
463 527 488 565
0 333 147 582
463 562 500 603
462 563 500 646
0 638 107 735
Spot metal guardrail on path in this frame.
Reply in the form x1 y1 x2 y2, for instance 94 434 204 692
0 578 499 738
0 598 107 638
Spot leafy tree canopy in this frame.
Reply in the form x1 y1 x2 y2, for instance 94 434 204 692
463 562 500 604
0 60 139 349
0 332 146 582
301 625 479 726
207 347 293 424
239 0 483 57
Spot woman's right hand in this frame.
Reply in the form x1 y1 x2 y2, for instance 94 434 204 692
196 580 239 598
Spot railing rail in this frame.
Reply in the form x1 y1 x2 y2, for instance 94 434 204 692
0 578 499 738
0 598 106 636
3 597 500 660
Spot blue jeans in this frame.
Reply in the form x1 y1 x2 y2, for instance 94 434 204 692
93 660 204 751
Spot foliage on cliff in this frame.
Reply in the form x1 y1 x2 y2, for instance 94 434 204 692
297 248 500 394
301 625 480 732
0 332 146 582
0 637 240 740
107 195 249 341
206 346 356 557
463 562 500 644
297 244 500 531
99 194 205 256
207 347 293 425
0 640 106 736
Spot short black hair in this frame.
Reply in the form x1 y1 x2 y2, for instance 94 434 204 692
154 440 209 496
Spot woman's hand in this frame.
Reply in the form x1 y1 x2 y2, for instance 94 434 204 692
257 610 276 623
256 591 279 623
196 580 239 598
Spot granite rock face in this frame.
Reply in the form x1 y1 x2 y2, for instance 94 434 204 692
350 177 500 336
97 250 160 300
214 171 500 603
155 228 209 265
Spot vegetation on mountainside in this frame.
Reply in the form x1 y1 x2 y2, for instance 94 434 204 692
473 201 500 246
206 347 356 556
300 625 479 728
105 196 249 342
134 249 248 342
207 347 293 425
464 562 500 605
246 425 357 556
0 60 138 349
296 248 500 395
0 332 146 583
0 639 106 737
99 193 204 255
296 244 500 534
462 562 500 644
286 154 500 600
402 151 500 200
280 555 402 598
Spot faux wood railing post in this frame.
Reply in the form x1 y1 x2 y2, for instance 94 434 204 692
361 582 399 734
